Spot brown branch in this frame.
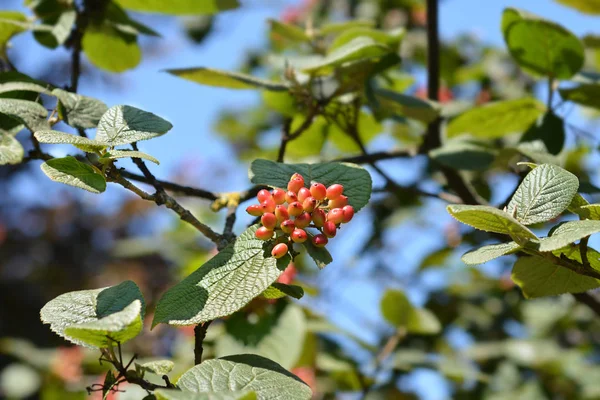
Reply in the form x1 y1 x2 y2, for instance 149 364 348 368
573 292 600 318
194 321 212 365
276 108 318 163
332 149 414 164
120 170 219 200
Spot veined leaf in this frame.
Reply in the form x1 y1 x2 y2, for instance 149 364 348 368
136 360 174 375
375 89 440 124
82 23 141 73
52 89 108 129
95 105 173 146
166 68 288 91
0 81 52 96
261 283 304 300
447 98 545 139
155 390 257 400
559 84 600 109
461 242 522 265
40 156 106 193
0 133 24 165
447 205 538 244
506 163 579 225
537 220 600 252
177 354 312 400
249 159 372 212
152 225 289 327
101 150 159 165
34 130 108 152
0 98 49 132
511 255 600 298
114 0 240 15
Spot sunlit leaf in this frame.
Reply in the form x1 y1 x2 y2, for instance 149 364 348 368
40 156 106 193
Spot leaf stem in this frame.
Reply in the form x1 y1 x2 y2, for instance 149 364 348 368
194 321 213 365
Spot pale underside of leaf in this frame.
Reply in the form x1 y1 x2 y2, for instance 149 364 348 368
35 130 108 152
0 133 24 165
103 150 159 164
461 242 522 265
95 105 173 146
537 220 600 252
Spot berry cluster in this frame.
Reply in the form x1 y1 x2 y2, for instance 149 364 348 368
246 173 354 259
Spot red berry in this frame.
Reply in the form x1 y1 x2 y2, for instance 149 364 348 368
246 204 264 216
261 212 277 229
288 177 304 193
328 195 348 209
312 209 326 227
326 184 344 200
342 205 354 223
288 202 303 217
297 187 311 202
327 208 344 224
295 212 311 229
312 234 328 248
272 188 286 205
302 197 318 213
256 226 274 241
291 173 305 185
275 205 289 222
285 191 298 204
271 243 289 259
281 219 295 234
323 221 337 238
262 197 276 213
257 189 272 203
310 183 327 200
291 228 307 243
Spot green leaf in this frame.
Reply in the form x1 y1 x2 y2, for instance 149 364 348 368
95 105 173 146
82 23 141 73
447 98 545 139
155 390 257 400
152 225 289 327
429 140 497 171
502 7 584 79
328 111 382 152
268 19 309 42
215 304 306 369
34 130 108 152
33 9 75 48
319 20 375 35
0 133 23 165
303 37 392 75
0 81 52 96
576 203 600 219
559 84 600 109
136 360 174 375
101 150 159 165
506 163 579 225
555 0 600 14
302 238 333 269
374 89 440 124
52 89 108 129
104 2 160 37
329 28 405 52
380 289 413 326
0 98 49 132
114 0 239 15
461 242 522 265
447 205 538 244
262 283 304 300
537 220 600 252
40 280 145 348
0 11 28 52
511 255 600 298
407 308 441 335
249 159 372 212
40 156 106 193
177 354 312 400
521 111 565 155
166 68 288 91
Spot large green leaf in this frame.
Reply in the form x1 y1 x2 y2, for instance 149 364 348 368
0 98 49 132
511 255 600 298
447 205 538 244
429 140 497 171
520 111 565 155
0 11 28 52
40 281 145 348
40 156 106 193
152 225 289 327
329 27 405 52
34 130 108 152
114 0 239 15
249 159 372 212
177 354 312 400
447 98 545 139
268 19 310 43
375 89 440 124
155 390 256 400
555 0 600 15
0 133 23 165
461 242 522 265
502 8 584 79
261 283 304 300
576 203 600 219
52 89 108 129
95 105 173 146
215 304 306 369
166 68 288 91
559 84 600 109
33 9 75 48
0 81 52 96
506 163 579 225
537 220 600 252
380 289 440 335
302 238 333 269
82 23 141 73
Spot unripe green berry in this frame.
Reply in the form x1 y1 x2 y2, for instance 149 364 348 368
261 212 277 230
295 212 311 229
257 189 272 203
285 191 298 204
275 205 289 222
255 226 274 241
323 221 337 238
288 177 304 193
262 197 276 213
246 204 264 216
281 219 295 234
312 209 326 227
302 196 317 213
310 183 327 200
288 201 303 217
297 187 311 202
326 184 344 200
291 228 307 243
327 208 344 224
328 195 348 209
342 205 354 223
272 188 286 205
312 233 328 248
271 243 288 259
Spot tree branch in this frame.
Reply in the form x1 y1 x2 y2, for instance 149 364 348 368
194 321 212 365
573 292 600 318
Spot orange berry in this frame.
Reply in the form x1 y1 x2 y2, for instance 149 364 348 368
257 189 272 203
342 205 354 223
261 212 277 229
272 188 286 205
291 228 307 243
275 205 289 222
255 227 274 241
327 208 344 224
288 177 304 193
281 219 295 234
285 191 298 204
295 212 311 229
310 183 327 200
312 209 326 227
326 184 344 200
246 204 264 216
271 243 289 259
288 201 303 217
312 234 328 248
323 221 337 238
297 187 311 203
302 197 318 213
328 195 348 209
262 197 276 213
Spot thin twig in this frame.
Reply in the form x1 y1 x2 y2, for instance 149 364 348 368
120 170 219 200
276 108 318 163
194 321 213 365
580 236 590 268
